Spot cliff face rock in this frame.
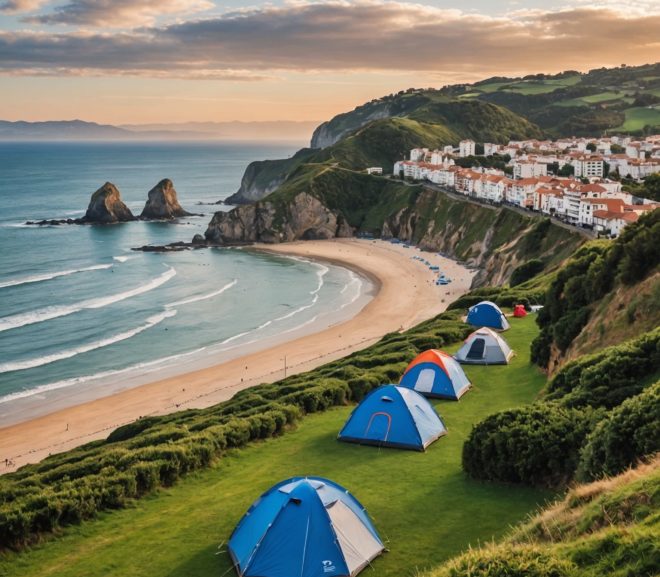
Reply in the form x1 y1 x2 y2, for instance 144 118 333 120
225 162 288 205
204 192 353 244
380 188 584 288
224 149 316 205
310 107 391 149
85 182 135 223
140 179 191 220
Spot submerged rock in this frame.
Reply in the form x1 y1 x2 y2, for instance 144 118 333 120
140 179 192 220
85 182 136 223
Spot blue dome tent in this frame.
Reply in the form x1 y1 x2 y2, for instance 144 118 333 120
338 385 447 451
466 300 510 331
399 349 471 400
228 477 384 577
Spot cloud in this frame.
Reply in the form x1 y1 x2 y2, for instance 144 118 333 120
0 1 658 79
32 0 213 26
0 0 47 13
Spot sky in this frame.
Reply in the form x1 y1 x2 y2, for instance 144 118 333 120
1 0 659 124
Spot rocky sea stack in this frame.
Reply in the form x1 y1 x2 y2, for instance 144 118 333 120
85 182 136 223
140 179 192 220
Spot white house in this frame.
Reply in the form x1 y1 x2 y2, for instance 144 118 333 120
513 160 548 179
574 156 605 178
459 140 476 158
484 143 500 156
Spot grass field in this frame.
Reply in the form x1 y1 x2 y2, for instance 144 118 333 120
555 91 627 107
0 317 554 577
615 106 660 131
476 76 581 95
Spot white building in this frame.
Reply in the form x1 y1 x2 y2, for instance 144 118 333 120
484 143 500 156
574 156 605 178
513 161 548 179
459 140 476 158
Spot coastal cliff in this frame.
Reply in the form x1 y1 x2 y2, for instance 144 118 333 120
85 182 135 223
140 179 191 219
225 149 316 205
206 192 353 243
204 166 583 286
227 96 543 204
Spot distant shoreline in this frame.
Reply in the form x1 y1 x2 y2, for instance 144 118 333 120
0 238 476 472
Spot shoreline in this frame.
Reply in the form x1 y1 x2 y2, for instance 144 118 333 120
0 238 475 472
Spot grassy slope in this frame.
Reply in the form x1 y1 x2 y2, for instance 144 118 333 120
422 456 660 577
616 106 660 131
1 317 554 577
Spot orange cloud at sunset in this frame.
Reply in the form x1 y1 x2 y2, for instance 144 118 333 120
0 0 658 123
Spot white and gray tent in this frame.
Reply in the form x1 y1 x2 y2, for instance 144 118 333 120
454 327 514 365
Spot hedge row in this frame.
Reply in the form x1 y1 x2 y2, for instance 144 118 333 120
578 381 660 482
0 311 471 550
462 404 598 487
545 327 660 409
463 328 660 488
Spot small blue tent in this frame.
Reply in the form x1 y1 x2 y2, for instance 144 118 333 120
399 349 471 400
466 300 510 331
338 385 447 451
228 477 384 577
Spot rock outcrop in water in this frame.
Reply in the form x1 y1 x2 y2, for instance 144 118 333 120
140 179 192 220
85 182 136 223
204 192 353 244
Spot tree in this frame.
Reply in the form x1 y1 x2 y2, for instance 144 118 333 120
558 164 575 177
586 142 597 152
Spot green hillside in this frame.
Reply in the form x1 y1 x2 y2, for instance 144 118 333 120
231 97 541 203
0 317 553 577
310 63 659 148
423 456 659 577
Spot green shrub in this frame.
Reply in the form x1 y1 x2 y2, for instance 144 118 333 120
510 259 545 287
546 329 660 409
463 404 597 487
578 382 660 481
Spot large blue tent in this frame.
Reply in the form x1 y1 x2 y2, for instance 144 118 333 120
466 300 510 331
338 384 447 451
228 477 384 577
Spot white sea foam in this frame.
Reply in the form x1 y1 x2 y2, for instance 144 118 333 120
0 264 113 289
0 266 176 333
166 279 237 308
0 343 207 405
113 255 139 263
310 263 329 295
338 271 363 309
0 310 177 374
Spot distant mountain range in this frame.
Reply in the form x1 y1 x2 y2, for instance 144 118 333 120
0 119 319 141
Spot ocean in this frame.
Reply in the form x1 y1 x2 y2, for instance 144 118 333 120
0 141 372 424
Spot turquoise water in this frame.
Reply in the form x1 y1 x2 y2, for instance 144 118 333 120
0 142 369 422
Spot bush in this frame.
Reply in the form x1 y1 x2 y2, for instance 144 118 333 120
510 259 545 287
546 328 660 409
577 382 660 481
463 404 597 487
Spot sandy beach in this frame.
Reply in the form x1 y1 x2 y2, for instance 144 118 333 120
0 238 475 472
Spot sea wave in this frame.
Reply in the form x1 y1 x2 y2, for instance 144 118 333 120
113 255 139 263
0 266 176 333
0 310 177 374
0 342 206 405
166 279 237 307
0 264 113 289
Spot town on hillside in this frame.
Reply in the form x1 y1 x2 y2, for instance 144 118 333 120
392 135 660 237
